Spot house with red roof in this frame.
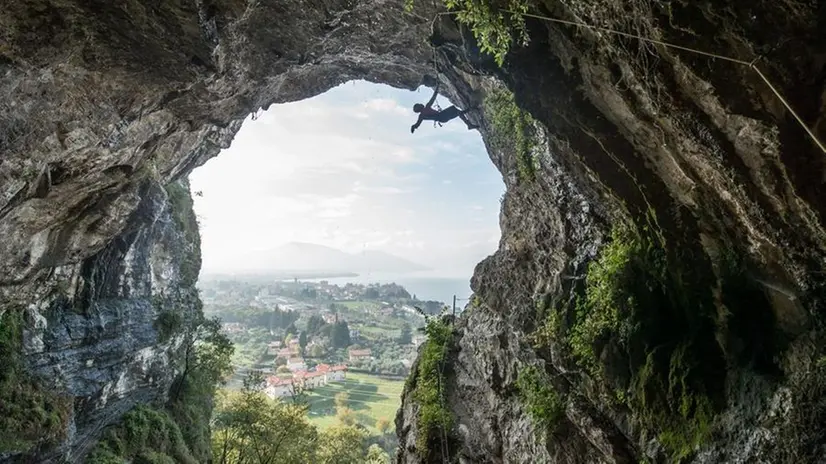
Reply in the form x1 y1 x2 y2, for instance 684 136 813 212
264 376 295 399
316 363 347 382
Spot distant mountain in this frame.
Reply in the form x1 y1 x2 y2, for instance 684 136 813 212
245 242 430 274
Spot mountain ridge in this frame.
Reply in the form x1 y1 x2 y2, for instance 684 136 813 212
232 241 430 274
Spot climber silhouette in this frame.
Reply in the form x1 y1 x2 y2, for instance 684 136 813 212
410 83 478 133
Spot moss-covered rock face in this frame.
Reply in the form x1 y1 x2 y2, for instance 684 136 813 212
0 309 71 455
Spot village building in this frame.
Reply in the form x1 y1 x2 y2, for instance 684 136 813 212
287 357 306 371
264 376 295 399
316 363 347 382
266 341 282 355
348 348 372 362
264 363 348 400
277 347 293 358
294 370 326 389
220 322 246 334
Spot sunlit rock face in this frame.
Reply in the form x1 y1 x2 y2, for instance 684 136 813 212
2 0 826 462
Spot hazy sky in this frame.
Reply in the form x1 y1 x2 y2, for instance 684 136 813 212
189 80 504 277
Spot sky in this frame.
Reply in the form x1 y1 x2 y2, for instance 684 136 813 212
189 80 505 278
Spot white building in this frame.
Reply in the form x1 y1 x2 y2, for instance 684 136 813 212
287 357 306 371
265 376 295 399
295 370 327 388
316 363 347 382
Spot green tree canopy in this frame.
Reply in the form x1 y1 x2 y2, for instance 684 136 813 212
306 315 327 336
298 331 308 356
331 321 351 349
398 322 413 345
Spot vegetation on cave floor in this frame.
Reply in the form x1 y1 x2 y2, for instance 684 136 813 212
408 316 455 459
0 309 71 454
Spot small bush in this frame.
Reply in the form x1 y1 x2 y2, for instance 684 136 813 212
87 405 197 464
0 309 71 454
484 87 538 182
412 317 455 456
515 365 563 430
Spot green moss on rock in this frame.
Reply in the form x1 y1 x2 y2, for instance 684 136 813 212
0 309 72 454
515 365 563 431
566 222 727 461
484 87 539 183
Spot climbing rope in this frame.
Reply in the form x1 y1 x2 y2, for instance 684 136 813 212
502 9 826 156
425 7 825 155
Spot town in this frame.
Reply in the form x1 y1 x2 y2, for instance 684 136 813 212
199 277 449 455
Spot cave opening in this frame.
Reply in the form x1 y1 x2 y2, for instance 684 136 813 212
189 79 504 300
183 79 503 453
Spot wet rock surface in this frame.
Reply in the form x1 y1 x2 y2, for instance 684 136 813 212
1 0 825 463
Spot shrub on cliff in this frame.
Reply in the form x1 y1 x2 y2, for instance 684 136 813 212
409 316 455 458
515 365 564 431
405 0 532 66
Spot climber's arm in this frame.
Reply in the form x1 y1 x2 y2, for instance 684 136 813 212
425 84 439 109
410 114 425 133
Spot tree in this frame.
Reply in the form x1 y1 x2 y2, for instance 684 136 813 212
285 322 298 338
275 356 287 367
172 315 234 402
376 418 391 435
316 424 367 464
334 392 350 410
298 331 308 357
365 444 391 464
336 407 357 426
398 322 413 345
309 344 325 358
306 315 326 336
211 374 318 464
277 365 292 374
331 321 351 349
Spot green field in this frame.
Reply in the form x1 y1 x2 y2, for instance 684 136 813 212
340 301 381 311
358 325 399 338
306 372 404 433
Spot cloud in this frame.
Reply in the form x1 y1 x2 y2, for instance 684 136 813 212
362 98 408 115
190 80 505 275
